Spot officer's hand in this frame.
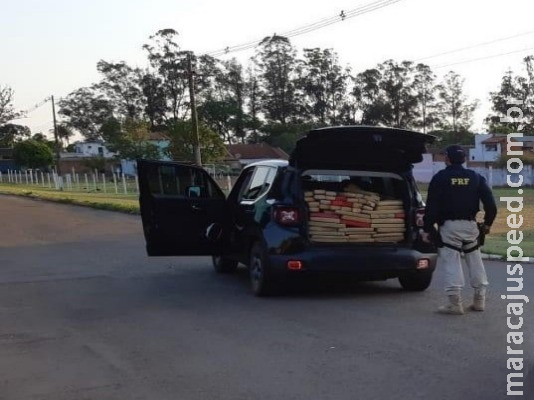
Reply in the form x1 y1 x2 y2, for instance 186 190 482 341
421 231 432 243
482 224 491 235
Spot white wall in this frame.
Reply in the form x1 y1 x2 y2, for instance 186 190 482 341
469 134 502 162
413 161 533 187
74 142 115 159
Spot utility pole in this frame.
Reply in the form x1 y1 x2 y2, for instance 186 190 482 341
51 95 61 176
187 53 202 166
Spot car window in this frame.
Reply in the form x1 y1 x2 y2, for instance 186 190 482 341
229 168 255 203
160 165 178 195
148 164 224 199
242 166 276 201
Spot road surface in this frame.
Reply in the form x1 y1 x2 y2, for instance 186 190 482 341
0 195 532 400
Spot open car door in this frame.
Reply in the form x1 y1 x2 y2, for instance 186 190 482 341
138 160 229 256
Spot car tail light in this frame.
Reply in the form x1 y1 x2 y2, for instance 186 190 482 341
287 260 303 270
415 207 425 227
417 258 430 270
273 206 301 226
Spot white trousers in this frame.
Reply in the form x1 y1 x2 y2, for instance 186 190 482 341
437 220 489 296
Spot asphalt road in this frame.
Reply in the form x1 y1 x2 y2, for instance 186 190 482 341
0 195 532 400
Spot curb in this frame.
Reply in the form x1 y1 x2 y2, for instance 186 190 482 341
481 253 534 264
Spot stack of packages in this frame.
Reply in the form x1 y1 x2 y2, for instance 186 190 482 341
305 188 405 243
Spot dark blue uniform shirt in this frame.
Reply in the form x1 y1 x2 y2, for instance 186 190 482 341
423 165 497 232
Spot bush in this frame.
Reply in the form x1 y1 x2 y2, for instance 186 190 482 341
13 139 54 169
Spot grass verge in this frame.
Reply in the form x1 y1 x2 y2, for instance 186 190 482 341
0 184 140 214
481 187 534 258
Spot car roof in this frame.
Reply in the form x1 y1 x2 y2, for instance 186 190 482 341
244 159 289 169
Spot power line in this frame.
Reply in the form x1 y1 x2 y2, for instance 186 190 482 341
415 30 534 62
18 97 51 117
432 45 534 69
206 0 404 57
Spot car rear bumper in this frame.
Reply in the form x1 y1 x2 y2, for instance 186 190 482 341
268 245 436 277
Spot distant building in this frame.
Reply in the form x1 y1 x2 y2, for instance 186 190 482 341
469 134 506 164
72 141 116 159
0 148 18 172
469 133 534 166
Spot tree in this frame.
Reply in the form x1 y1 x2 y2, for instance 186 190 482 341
436 71 477 133
199 58 250 143
0 85 19 125
95 60 144 120
261 122 312 154
0 123 31 147
351 68 385 125
376 60 418 128
166 120 226 163
486 57 534 134
105 119 160 160
54 124 74 147
13 139 54 169
298 48 350 125
413 63 439 132
139 71 167 128
58 87 114 140
31 133 56 151
253 35 299 125
143 29 189 120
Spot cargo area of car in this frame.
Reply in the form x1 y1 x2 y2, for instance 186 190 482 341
299 169 412 244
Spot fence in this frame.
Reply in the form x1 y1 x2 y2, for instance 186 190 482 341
0 169 237 195
0 169 139 195
413 161 533 187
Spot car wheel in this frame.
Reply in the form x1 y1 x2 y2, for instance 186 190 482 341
399 270 433 291
249 242 276 296
212 256 238 274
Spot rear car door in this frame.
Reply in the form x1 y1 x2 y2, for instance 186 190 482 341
229 165 278 255
138 160 228 256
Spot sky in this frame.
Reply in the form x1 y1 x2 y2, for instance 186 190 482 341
2 0 534 138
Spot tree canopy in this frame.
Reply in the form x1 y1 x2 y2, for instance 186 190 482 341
53 30 534 157
13 139 54 169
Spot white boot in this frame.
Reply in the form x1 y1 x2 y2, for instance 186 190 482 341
469 290 486 312
438 295 464 315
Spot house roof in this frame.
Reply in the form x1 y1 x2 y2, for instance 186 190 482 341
226 143 289 160
481 135 508 144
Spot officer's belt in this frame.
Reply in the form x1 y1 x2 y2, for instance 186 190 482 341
441 238 479 253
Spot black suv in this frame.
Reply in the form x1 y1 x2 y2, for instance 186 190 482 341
138 126 437 296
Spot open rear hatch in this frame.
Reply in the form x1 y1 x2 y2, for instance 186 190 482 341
292 126 434 245
290 126 435 171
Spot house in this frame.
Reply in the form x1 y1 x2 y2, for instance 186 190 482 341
225 143 289 170
72 141 116 158
0 148 18 172
469 133 534 166
469 134 507 164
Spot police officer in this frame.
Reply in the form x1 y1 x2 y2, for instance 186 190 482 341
422 145 497 315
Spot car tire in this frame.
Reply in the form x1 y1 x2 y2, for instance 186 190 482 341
398 270 433 291
212 256 238 274
249 242 276 297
